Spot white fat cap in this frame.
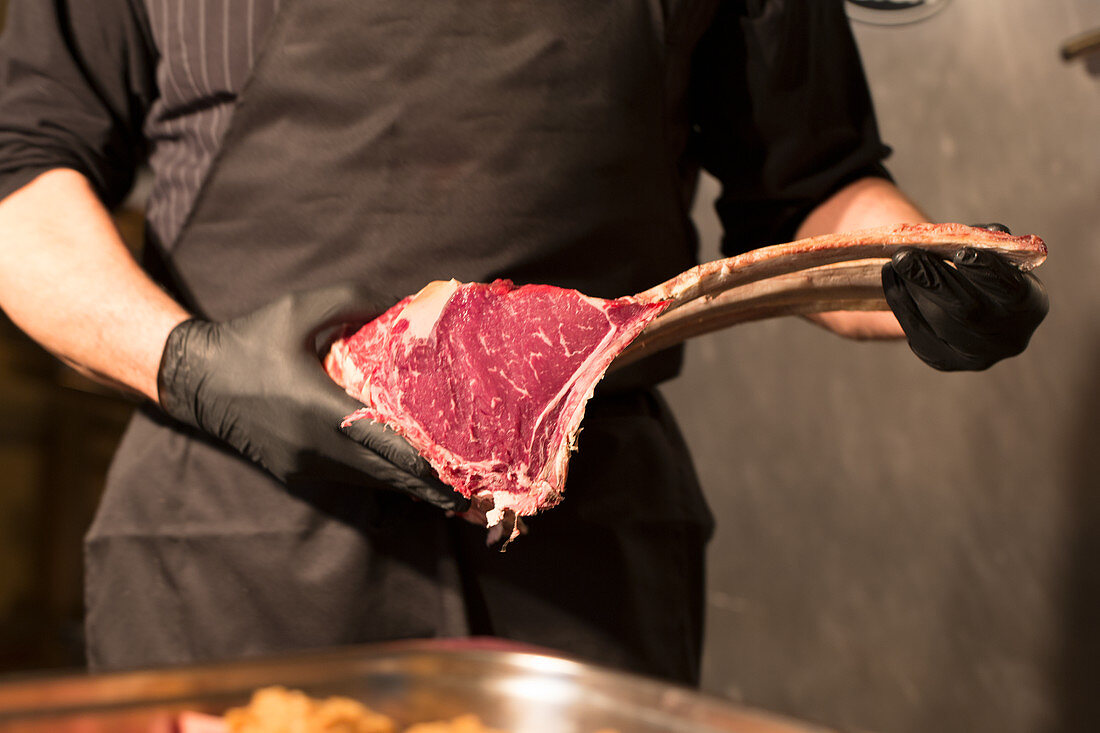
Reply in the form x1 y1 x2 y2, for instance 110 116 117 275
399 279 461 340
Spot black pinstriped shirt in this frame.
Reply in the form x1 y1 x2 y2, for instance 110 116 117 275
0 0 891 259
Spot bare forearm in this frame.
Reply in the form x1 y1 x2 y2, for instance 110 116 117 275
796 176 928 339
0 169 190 401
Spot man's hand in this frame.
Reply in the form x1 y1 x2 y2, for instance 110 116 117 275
157 283 469 511
881 225 1048 371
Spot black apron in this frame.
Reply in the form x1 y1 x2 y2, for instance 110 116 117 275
86 0 717 683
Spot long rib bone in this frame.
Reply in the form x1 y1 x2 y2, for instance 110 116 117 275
615 260 887 368
613 223 1048 369
633 223 1047 310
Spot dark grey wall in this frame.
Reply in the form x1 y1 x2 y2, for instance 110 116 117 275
675 2 1100 733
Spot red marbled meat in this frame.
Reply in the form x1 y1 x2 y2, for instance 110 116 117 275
325 279 668 538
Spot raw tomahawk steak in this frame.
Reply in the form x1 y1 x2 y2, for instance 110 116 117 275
325 279 668 538
325 223 1047 541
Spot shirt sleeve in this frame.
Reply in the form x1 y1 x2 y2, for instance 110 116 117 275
0 0 157 208
690 0 893 255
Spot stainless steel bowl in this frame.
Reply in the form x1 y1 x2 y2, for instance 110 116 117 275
0 639 834 732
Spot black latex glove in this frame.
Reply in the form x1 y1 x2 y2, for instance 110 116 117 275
881 224 1048 371
157 283 469 511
